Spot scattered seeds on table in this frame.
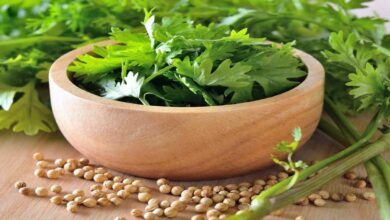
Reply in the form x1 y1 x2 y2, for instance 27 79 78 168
130 209 143 218
104 172 114 180
50 184 62 194
14 181 26 189
362 192 376 201
192 196 201 203
33 152 44 161
35 187 49 197
19 187 32 196
50 195 63 205
138 192 152 203
164 207 178 218
345 193 357 202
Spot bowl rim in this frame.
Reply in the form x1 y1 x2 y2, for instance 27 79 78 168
49 40 324 113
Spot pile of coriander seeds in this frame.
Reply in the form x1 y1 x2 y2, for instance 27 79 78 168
15 153 376 220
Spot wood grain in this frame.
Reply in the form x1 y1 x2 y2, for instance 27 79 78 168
49 41 324 180
0 130 382 220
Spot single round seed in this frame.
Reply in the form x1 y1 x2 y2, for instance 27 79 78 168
104 172 114 180
171 200 187 211
54 159 66 167
266 179 278 186
34 168 46 177
206 209 221 218
103 180 114 189
250 185 263 194
295 197 309 206
164 207 178 218
117 189 129 199
114 217 126 220
50 184 62 194
195 204 208 213
159 184 172 194
94 174 107 183
82 198 97 208
90 184 103 191
83 170 95 180
171 186 184 196
153 208 164 217
179 195 192 203
148 198 160 207
296 216 305 220
200 197 213 206
67 201 78 207
138 192 152 203
363 192 376 201
14 181 26 189
208 217 219 220
55 167 65 175
110 197 122 206
33 152 44 161
214 203 229 212
123 178 133 184
35 187 49 197
331 193 344 202
132 180 144 187
82 165 94 171
239 182 251 188
94 167 106 174
344 171 357 180
112 182 124 191
227 192 240 201
72 189 85 197
219 214 228 219
223 198 236 207
212 194 224 203
254 179 266 186
308 193 321 202
144 212 156 220
160 200 170 209
64 194 76 201
226 184 238 191
79 158 89 166
74 196 84 204
19 187 32 196
139 186 151 193
97 197 110 207
191 215 205 220
192 196 201 203
47 169 60 179
73 168 84 177
239 191 252 198
201 189 212 197
278 172 289 180
157 178 169 186
66 204 78 213
318 190 330 200
181 190 193 198
113 176 124 183
194 189 202 197
238 197 250 204
313 198 326 207
124 184 138 193
64 162 77 172
345 193 357 202
130 209 143 217
106 193 117 200
355 180 367 188
50 195 63 205
237 203 250 210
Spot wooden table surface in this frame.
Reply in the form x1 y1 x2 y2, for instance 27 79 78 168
0 130 383 220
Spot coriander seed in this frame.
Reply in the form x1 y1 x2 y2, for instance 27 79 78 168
144 212 156 220
195 204 208 213
138 192 152 203
331 193 344 202
345 193 357 202
313 198 326 207
110 197 122 206
159 184 171 194
79 158 89 166
362 192 376 201
34 168 46 177
160 200 170 208
97 197 110 206
191 215 205 220
153 208 164 217
54 159 66 167
66 204 78 213
171 200 187 211
355 180 367 188
50 184 62 194
171 186 184 196
73 168 84 177
47 169 60 179
50 195 63 205
14 181 26 189
19 187 32 196
130 209 143 217
33 152 44 161
93 174 107 183
83 198 97 208
35 187 49 197
157 178 169 186
164 207 178 218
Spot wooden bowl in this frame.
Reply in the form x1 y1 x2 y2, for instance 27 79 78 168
49 41 324 180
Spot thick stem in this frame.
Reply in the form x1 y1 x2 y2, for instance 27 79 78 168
318 118 350 146
227 134 390 220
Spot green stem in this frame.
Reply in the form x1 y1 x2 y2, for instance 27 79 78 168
228 134 390 220
144 65 174 84
0 35 83 47
372 157 390 194
318 117 350 146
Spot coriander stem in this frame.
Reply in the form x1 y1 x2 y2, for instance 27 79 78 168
318 118 350 146
0 36 83 47
144 65 174 84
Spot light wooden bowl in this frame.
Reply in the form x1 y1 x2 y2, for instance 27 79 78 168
49 41 324 180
